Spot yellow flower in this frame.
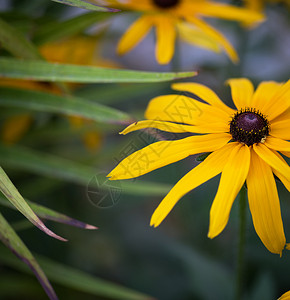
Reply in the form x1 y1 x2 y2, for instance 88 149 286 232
102 0 264 64
279 290 290 300
108 78 290 255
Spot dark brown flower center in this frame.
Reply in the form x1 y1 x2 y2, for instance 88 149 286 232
152 0 180 9
229 108 269 146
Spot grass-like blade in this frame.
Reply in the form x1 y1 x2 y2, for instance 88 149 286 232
0 18 41 59
0 87 132 124
0 166 66 241
34 12 114 46
0 144 171 196
0 247 153 300
0 213 58 300
0 57 197 83
0 195 98 230
50 0 119 12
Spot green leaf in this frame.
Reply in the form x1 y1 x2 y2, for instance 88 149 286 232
0 18 41 60
34 12 114 46
0 144 171 196
0 57 197 83
0 247 153 300
0 87 132 124
50 0 119 12
0 195 98 230
0 213 58 300
0 166 66 241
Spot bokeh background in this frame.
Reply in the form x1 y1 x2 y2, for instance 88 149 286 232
0 0 289 299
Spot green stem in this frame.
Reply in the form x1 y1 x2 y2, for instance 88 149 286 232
235 186 247 300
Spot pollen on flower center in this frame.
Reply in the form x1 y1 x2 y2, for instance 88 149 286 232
152 0 180 9
229 108 269 146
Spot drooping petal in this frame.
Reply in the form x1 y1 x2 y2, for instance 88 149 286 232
155 16 176 64
253 144 290 181
265 136 290 152
192 2 264 25
270 120 290 140
271 151 290 192
150 142 239 227
120 119 230 135
262 79 290 121
278 290 290 300
251 81 282 111
145 94 230 125
186 16 238 62
177 22 221 52
171 82 235 115
281 151 290 158
226 78 254 109
108 133 231 180
117 15 153 55
247 149 286 255
208 144 250 238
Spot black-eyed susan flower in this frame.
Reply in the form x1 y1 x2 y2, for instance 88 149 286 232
108 78 290 255
100 0 264 64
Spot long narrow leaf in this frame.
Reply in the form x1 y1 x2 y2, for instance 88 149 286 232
0 167 66 241
0 247 153 300
0 195 98 230
0 18 41 59
0 144 171 196
0 87 132 124
0 57 197 83
34 12 114 45
51 0 119 12
0 213 58 300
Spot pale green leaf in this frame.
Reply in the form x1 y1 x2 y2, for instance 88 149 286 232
0 57 197 83
50 0 119 12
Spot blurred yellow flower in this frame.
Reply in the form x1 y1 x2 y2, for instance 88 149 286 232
108 78 290 255
101 0 264 64
0 37 113 150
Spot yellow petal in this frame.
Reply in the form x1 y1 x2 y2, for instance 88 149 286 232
226 78 254 109
120 120 229 135
281 151 290 158
171 82 235 115
247 149 285 255
262 79 290 121
279 290 290 300
186 16 238 63
251 81 282 111
150 142 239 227
117 15 153 55
271 151 290 192
155 17 176 64
2 114 32 145
253 143 290 182
108 133 231 180
145 94 230 125
193 2 264 25
272 107 290 124
265 136 290 152
208 144 250 238
177 21 221 52
270 120 290 140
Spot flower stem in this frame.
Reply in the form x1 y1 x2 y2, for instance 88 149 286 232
235 186 247 300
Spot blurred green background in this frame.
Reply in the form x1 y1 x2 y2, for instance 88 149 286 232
0 0 289 299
